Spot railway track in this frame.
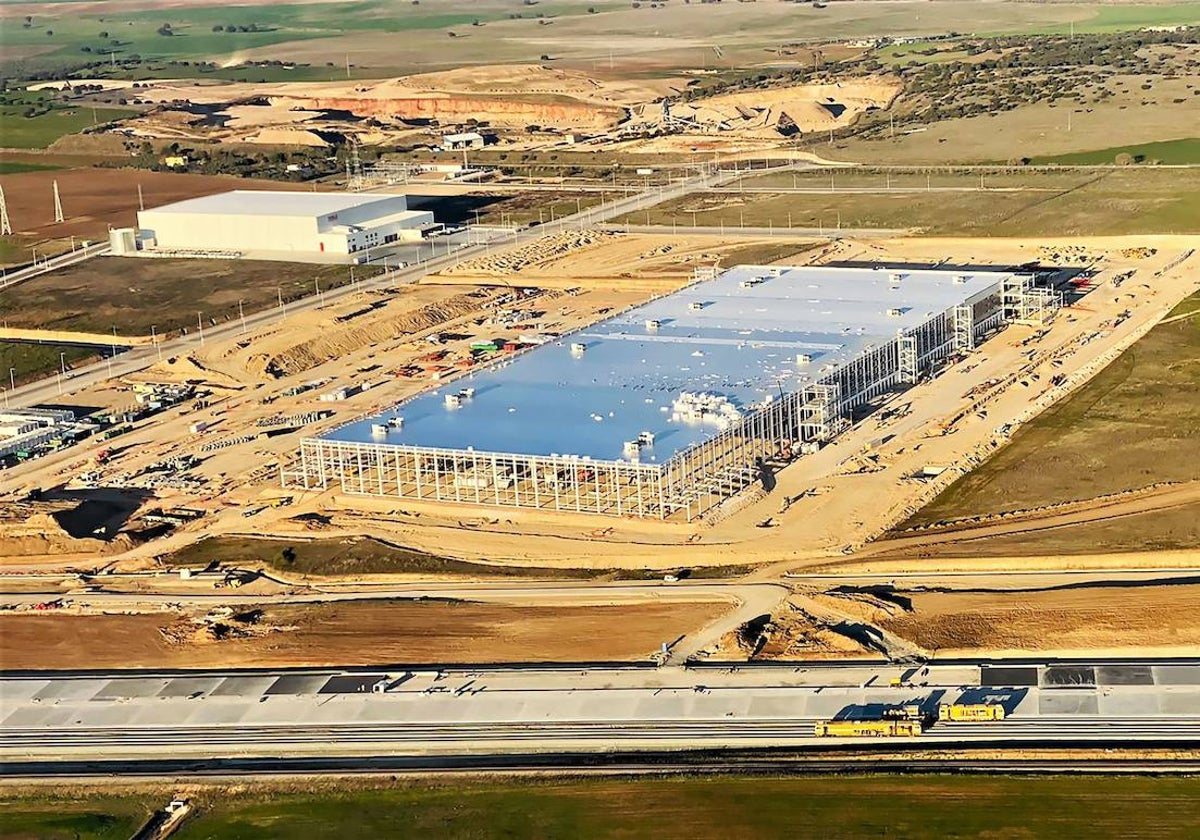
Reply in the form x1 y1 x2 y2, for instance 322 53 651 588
7 717 1200 752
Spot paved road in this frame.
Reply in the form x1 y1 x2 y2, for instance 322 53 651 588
4 659 1199 772
602 223 901 238
5 164 759 411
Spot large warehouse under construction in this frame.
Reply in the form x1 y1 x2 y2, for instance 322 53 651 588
284 265 1060 520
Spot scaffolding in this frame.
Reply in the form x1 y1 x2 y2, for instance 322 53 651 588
896 336 918 385
285 269 1050 521
953 303 975 352
1001 273 1063 326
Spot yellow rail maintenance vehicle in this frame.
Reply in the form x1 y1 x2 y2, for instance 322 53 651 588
814 719 923 738
882 704 926 722
938 703 1006 722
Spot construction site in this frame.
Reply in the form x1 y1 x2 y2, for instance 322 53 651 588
0 26 1199 785
284 265 1059 520
0 208 1194 603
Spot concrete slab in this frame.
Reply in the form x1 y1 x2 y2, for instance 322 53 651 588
1097 665 1154 686
1039 691 1100 715
981 666 1038 687
319 675 388 695
209 676 277 697
31 679 105 703
264 675 329 696
158 677 223 698
1042 666 1096 687
1153 665 1200 685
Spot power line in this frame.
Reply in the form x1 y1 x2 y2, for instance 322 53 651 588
53 180 64 224
0 185 11 236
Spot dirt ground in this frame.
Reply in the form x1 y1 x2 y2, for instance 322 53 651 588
125 65 672 137
0 255 366 336
627 78 901 138
0 599 729 669
438 230 820 284
908 291 1200 524
3 233 1196 576
877 582 1200 656
703 579 1200 661
0 168 311 249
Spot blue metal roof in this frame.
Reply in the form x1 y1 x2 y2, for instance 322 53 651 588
322 265 1008 462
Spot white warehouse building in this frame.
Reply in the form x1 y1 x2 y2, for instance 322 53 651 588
136 190 437 260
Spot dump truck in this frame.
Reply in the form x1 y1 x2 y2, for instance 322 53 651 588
938 703 1006 722
814 719 922 738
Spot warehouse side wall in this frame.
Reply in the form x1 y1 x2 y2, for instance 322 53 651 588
137 211 317 254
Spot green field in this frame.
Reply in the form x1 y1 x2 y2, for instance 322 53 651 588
0 2 484 62
630 169 1200 236
5 0 1196 79
0 159 63 173
0 0 622 76
0 91 133 149
883 502 1200 559
0 341 102 388
874 40 974 67
0 794 157 840
5 775 1191 840
169 535 601 578
1038 4 1200 34
168 535 749 580
907 290 1200 526
1036 138 1200 166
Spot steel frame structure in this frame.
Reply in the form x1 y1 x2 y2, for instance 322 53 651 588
284 272 1054 520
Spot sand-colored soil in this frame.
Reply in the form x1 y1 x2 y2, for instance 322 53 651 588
707 579 1200 662
0 600 729 669
255 286 504 378
395 64 678 106
128 70 632 132
633 78 900 138
439 230 818 284
711 595 872 660
878 583 1200 656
